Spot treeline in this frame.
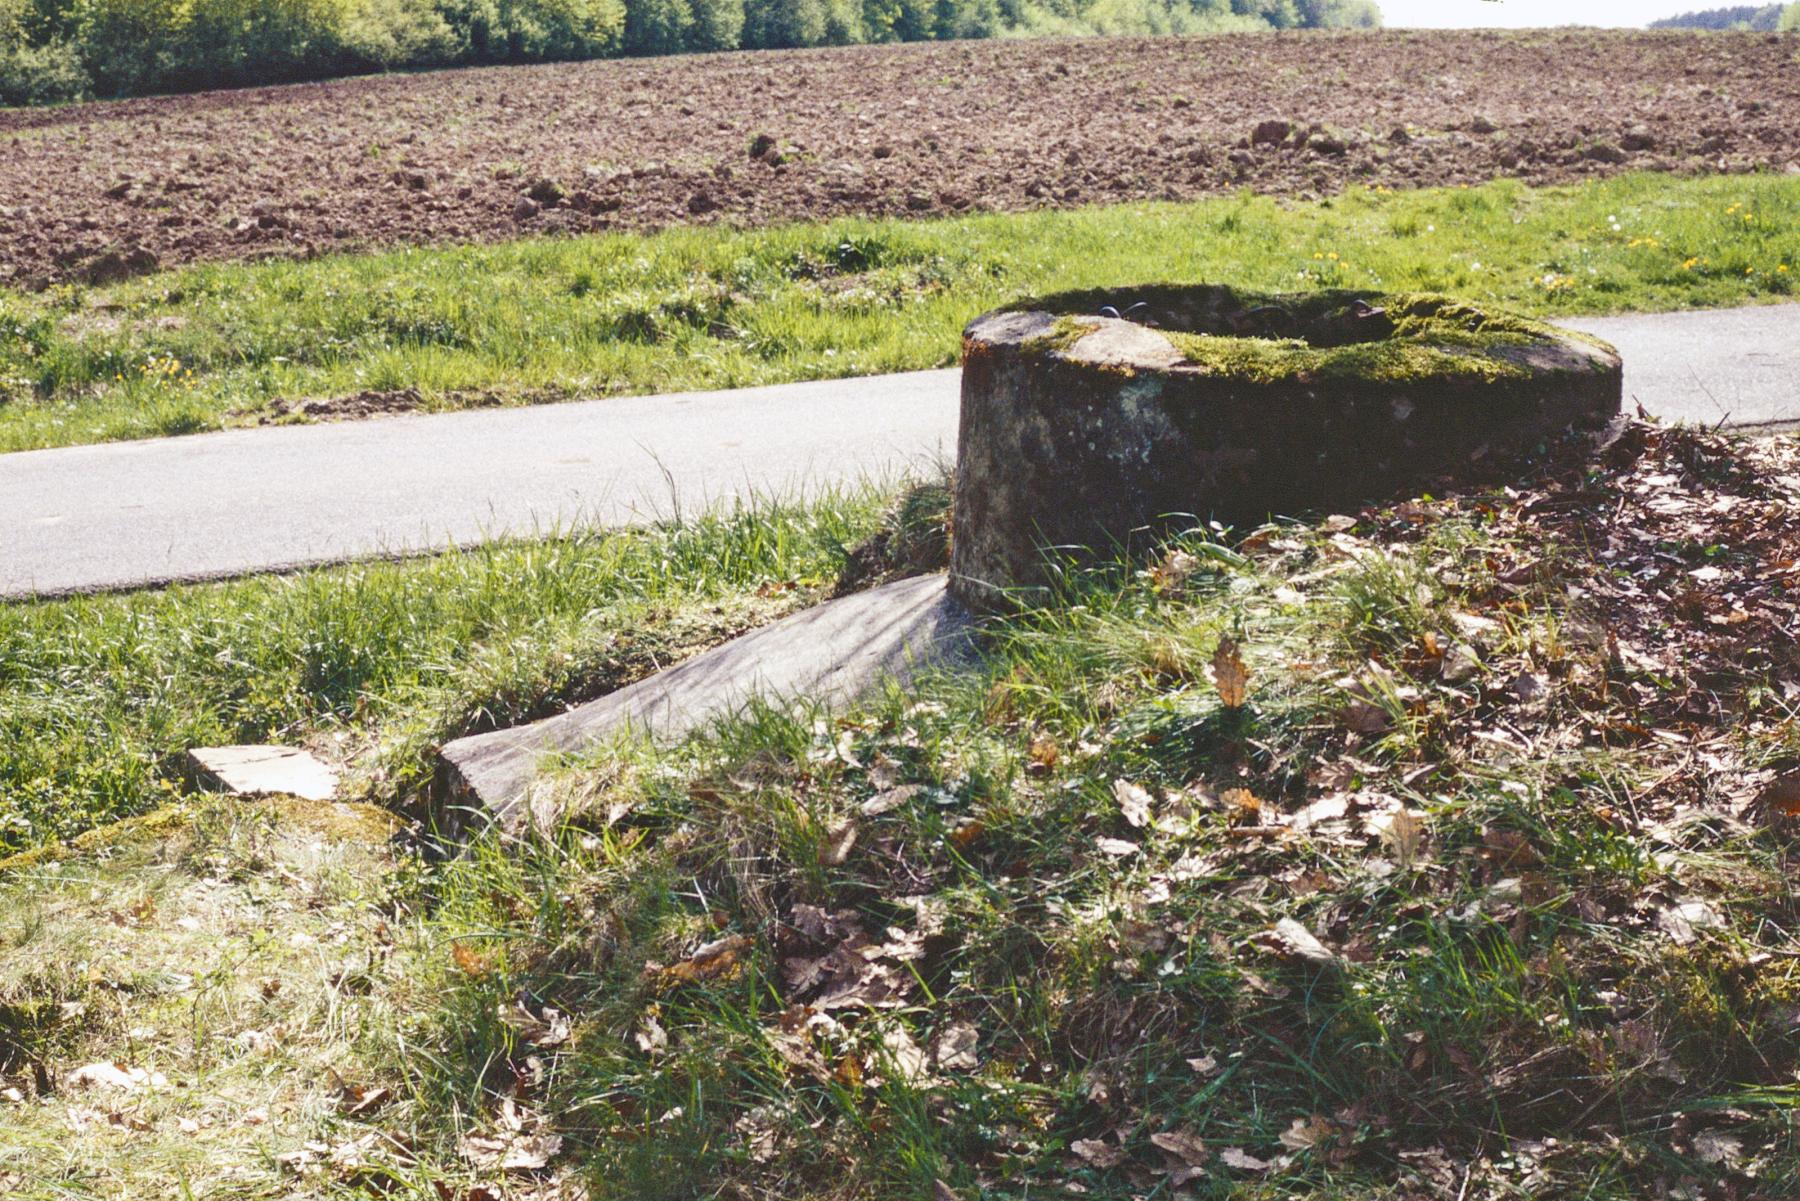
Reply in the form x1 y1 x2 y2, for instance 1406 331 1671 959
0 0 1379 107
1649 4 1799 30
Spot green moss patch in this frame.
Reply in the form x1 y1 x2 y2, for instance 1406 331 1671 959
1019 286 1588 384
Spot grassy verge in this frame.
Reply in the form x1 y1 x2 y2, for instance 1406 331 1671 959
0 484 927 856
1 171 1796 452
6 423 1798 1199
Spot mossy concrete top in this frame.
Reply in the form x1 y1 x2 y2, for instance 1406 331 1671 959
984 285 1618 388
952 284 1624 609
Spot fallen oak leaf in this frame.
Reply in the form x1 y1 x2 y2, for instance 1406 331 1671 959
934 1022 980 1071
818 818 858 866
1112 779 1154 828
1070 1138 1127 1169
496 999 572 1048
652 933 752 988
1211 636 1250 708
1753 771 1800 827
1219 1146 1272 1172
459 1130 563 1173
67 1063 169 1093
1151 1130 1209 1162
336 1083 391 1118
861 784 922 816
1265 917 1341 966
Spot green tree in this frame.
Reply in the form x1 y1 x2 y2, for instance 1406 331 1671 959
0 0 89 103
688 0 746 48
624 0 696 53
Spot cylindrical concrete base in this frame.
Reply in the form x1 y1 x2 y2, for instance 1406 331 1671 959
950 287 1621 609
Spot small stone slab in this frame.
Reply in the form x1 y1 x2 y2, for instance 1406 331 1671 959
188 745 339 802
438 574 974 832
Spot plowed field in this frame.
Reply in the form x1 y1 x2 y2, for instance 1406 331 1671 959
3 28 1796 287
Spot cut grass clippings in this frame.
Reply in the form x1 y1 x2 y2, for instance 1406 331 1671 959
1 171 1797 452
6 423 1800 1199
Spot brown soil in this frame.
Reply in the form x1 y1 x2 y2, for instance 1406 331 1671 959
2 29 1796 288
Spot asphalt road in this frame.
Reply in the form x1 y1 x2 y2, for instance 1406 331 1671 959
2 303 1794 600
0 371 962 599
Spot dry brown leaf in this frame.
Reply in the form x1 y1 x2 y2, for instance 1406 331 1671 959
497 1000 572 1049
460 1130 563 1173
1211 636 1250 708
67 1063 169 1093
1269 917 1339 965
934 1022 980 1071
819 818 858 866
861 784 922 816
1149 1128 1210 1166
654 933 752 988
1070 1138 1127 1168
451 942 494 978
337 1083 391 1117
1112 779 1153 828
1219 1146 1272 1171
877 1026 931 1085
635 1011 668 1055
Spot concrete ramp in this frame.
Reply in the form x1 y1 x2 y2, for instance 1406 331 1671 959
437 574 973 832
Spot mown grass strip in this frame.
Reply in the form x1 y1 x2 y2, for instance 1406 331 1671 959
1 171 1796 452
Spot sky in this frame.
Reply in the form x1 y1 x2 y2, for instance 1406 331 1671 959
1377 0 1740 27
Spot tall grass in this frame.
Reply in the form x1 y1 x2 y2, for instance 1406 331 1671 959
0 488 888 853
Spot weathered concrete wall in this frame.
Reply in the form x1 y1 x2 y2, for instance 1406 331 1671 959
951 297 1621 609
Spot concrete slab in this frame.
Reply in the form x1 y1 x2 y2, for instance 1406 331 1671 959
437 574 973 833
188 745 339 801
